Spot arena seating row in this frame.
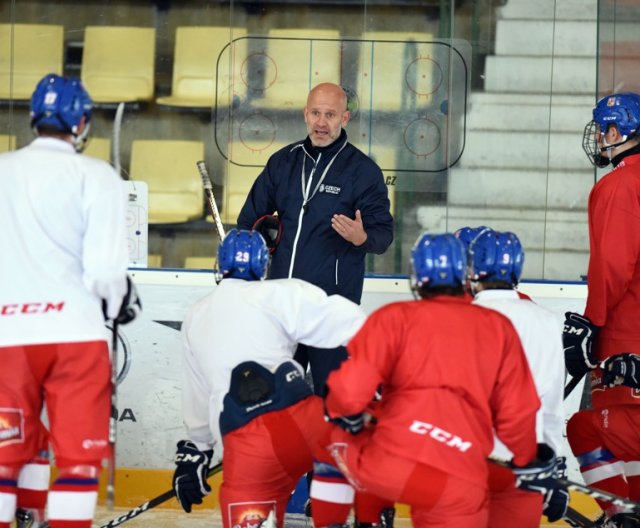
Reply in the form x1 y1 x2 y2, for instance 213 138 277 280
1 132 396 229
0 23 439 111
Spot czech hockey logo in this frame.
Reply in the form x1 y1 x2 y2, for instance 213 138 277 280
228 501 276 528
319 184 341 195
0 408 24 446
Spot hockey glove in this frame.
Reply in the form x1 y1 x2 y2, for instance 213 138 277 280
510 443 559 495
603 353 640 388
563 312 599 378
326 412 365 435
542 456 570 523
103 276 142 325
252 214 282 254
173 440 213 513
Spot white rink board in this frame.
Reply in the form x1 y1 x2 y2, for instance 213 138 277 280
115 270 587 482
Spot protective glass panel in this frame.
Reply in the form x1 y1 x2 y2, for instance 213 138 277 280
0 0 602 280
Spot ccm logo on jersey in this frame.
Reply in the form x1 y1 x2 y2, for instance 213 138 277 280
0 302 65 316
409 420 472 452
286 370 302 382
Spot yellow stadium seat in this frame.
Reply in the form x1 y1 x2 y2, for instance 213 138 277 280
129 139 205 224
250 28 342 110
83 137 111 162
0 134 17 152
184 255 217 270
359 31 435 112
147 254 163 268
0 24 64 100
221 140 287 225
157 26 247 109
81 26 156 104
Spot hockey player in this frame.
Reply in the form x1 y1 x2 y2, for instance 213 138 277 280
466 228 567 527
564 92 640 526
0 73 141 528
172 229 367 528
321 232 547 528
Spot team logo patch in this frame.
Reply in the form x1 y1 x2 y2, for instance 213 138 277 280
319 184 341 195
0 408 25 447
228 501 276 528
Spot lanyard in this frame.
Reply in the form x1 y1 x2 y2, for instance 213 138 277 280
300 139 347 210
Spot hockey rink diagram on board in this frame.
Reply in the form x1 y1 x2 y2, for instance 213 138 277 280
124 180 148 268
213 36 470 175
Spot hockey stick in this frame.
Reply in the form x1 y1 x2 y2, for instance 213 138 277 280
563 507 598 527
564 373 585 399
558 476 640 513
112 102 125 178
98 462 223 528
106 320 119 510
491 458 640 513
196 160 226 242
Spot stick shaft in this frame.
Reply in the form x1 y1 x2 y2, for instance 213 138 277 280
98 463 223 528
564 374 584 399
560 477 640 512
564 506 598 527
106 321 119 509
196 161 225 242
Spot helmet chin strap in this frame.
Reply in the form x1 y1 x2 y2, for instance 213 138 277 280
595 135 630 167
73 122 91 152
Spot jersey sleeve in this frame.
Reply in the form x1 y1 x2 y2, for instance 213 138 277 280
81 162 129 319
584 177 640 326
490 323 540 466
275 280 367 349
325 305 400 417
181 311 217 452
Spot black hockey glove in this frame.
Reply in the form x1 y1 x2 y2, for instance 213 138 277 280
173 440 213 513
115 276 142 325
542 456 570 523
602 353 640 388
510 444 562 494
252 214 282 254
563 312 599 378
325 411 365 435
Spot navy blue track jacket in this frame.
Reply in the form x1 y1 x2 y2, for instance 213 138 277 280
237 130 394 304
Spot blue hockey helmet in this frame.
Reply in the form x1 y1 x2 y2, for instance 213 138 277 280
30 73 93 137
454 225 491 251
593 92 640 137
217 229 270 281
410 233 466 291
468 230 524 285
583 92 640 167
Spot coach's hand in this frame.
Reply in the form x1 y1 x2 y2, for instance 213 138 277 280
173 440 213 513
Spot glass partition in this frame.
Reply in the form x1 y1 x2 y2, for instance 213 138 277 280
0 0 603 280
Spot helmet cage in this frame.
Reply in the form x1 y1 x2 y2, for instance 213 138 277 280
582 120 611 168
583 92 640 167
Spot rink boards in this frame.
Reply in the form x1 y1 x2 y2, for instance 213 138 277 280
97 270 597 520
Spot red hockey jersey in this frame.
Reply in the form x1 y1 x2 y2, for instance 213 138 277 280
325 295 540 488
